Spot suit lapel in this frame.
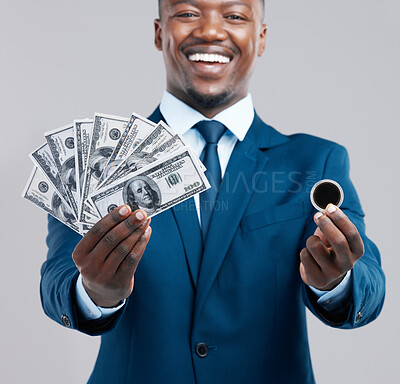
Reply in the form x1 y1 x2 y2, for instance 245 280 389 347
194 113 289 320
171 199 203 289
148 106 203 289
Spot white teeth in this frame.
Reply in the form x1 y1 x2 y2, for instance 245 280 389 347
188 53 230 64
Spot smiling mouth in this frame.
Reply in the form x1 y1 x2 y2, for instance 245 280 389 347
188 53 231 64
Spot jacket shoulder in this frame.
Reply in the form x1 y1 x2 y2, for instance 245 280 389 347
253 113 346 154
287 132 345 150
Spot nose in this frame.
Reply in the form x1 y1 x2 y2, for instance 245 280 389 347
192 12 228 42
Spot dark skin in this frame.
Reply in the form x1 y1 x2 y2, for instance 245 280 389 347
301 204 364 290
73 0 364 308
154 0 267 118
72 206 151 307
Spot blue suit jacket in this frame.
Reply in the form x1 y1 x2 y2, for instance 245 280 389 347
41 108 385 383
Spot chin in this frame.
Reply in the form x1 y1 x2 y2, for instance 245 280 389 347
186 86 232 109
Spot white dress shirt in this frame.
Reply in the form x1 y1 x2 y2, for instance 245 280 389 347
75 91 352 320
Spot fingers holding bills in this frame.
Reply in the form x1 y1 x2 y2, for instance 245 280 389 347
22 112 209 236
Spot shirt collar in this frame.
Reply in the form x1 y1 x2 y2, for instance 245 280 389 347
159 91 254 141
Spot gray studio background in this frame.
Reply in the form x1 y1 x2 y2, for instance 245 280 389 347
1 0 399 383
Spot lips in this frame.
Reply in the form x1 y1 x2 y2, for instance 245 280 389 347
188 53 230 64
180 45 235 79
183 45 235 64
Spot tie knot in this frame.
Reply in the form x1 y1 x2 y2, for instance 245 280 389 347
194 120 226 144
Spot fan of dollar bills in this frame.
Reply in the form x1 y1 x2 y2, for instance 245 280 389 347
22 112 210 235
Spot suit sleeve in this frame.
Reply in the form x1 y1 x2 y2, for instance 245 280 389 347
301 144 386 328
40 215 127 336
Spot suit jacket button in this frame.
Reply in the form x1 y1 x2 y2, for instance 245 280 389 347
355 311 363 323
195 343 208 358
61 315 71 327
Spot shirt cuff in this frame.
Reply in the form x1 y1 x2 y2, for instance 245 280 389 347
309 270 352 310
75 274 126 321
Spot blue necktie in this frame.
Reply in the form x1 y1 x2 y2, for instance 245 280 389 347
194 120 227 242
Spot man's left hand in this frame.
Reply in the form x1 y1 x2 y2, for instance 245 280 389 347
300 204 364 291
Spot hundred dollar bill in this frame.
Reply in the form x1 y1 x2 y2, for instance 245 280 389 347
98 112 156 183
99 121 181 187
127 120 175 155
99 133 186 189
45 123 79 217
22 166 81 234
74 119 93 213
79 113 129 224
121 120 205 173
30 142 71 208
89 147 210 219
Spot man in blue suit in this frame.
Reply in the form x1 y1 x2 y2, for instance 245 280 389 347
40 0 385 382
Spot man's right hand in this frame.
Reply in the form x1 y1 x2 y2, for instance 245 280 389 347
72 205 151 308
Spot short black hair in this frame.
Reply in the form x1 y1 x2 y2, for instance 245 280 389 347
158 0 265 19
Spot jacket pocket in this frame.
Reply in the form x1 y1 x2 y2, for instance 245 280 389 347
241 201 306 233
